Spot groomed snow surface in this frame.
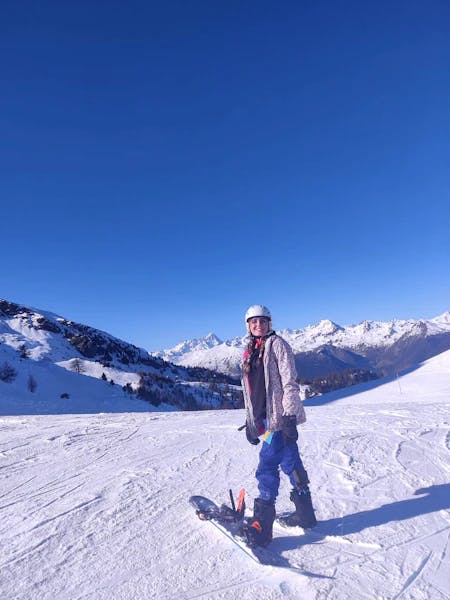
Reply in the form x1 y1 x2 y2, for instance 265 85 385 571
1 351 450 599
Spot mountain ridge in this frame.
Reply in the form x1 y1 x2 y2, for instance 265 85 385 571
152 312 450 377
0 298 239 415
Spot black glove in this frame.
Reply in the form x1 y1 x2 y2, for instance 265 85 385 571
281 415 298 445
245 421 260 446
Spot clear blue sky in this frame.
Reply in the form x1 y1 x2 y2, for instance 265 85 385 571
1 1 449 349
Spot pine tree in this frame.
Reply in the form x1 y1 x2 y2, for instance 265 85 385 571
27 375 37 393
0 362 17 383
19 344 30 359
70 358 84 374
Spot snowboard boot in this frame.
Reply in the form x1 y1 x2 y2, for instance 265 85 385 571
279 486 317 529
242 498 276 548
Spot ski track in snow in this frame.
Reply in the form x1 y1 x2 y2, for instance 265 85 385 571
1 353 450 599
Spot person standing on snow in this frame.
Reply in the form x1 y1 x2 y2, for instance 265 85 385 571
240 305 317 547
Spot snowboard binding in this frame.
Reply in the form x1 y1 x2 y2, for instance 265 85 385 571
192 488 246 523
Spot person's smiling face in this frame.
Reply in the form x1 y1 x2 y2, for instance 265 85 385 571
248 317 270 337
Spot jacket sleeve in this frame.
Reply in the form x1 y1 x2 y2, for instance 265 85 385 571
273 337 306 422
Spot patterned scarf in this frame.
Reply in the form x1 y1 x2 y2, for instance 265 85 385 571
242 331 275 373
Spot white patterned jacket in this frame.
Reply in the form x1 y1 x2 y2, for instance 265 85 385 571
241 333 306 437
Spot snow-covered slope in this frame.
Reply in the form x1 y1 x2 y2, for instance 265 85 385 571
153 313 450 377
0 299 239 414
1 351 449 599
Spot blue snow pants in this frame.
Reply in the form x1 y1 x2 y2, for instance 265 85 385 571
256 431 309 503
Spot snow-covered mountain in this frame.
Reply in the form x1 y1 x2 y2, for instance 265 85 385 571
153 312 450 378
2 350 449 599
153 332 245 378
163 332 222 357
0 299 240 415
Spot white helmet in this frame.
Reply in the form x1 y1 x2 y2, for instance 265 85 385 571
245 305 272 332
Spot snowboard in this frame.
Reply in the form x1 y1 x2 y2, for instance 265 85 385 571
189 493 267 563
189 492 314 574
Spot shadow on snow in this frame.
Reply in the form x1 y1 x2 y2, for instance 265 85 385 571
274 483 450 552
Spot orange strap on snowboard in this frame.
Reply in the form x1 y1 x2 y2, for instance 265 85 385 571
236 488 246 516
